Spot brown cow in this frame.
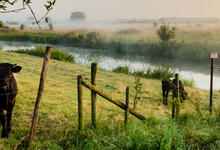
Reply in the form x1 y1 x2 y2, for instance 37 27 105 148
162 78 187 105
0 63 22 138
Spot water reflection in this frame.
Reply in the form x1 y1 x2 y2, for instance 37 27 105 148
1 40 220 90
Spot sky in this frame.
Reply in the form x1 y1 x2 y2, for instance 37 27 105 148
1 0 220 21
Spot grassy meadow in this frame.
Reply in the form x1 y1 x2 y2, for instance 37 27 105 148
0 51 220 149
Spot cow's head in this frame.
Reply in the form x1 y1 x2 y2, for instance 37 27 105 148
0 63 22 92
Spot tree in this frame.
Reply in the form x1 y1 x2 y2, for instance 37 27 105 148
45 17 53 24
0 21 4 28
20 24 25 30
0 0 56 29
153 22 158 28
48 23 53 30
27 16 35 22
70 11 86 21
157 24 176 42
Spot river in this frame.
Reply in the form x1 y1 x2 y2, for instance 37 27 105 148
1 40 220 90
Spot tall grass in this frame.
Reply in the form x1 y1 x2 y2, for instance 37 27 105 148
112 65 130 74
1 28 220 61
11 46 75 63
62 114 220 150
113 65 175 80
182 78 195 87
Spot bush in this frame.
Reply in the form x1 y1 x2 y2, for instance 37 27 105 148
157 24 176 42
20 24 25 30
0 21 4 28
153 22 158 28
48 23 53 30
81 32 102 48
11 46 75 63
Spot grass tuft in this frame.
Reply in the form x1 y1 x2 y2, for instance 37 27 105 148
11 46 75 63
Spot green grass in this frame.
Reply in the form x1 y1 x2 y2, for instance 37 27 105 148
112 65 130 74
113 64 175 80
0 51 220 149
182 78 195 88
11 46 75 63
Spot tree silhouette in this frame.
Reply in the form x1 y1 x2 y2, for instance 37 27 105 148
0 0 56 29
70 11 86 21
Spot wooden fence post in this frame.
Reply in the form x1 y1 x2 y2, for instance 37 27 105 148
77 75 84 131
172 73 180 118
28 46 52 149
210 58 214 115
174 73 180 98
125 87 130 127
91 63 97 128
81 79 146 120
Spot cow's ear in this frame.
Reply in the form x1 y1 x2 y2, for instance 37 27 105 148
12 66 22 73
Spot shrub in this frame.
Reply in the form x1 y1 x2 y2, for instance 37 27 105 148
0 21 4 28
20 24 25 30
48 23 53 30
153 22 158 28
133 74 143 110
157 24 176 42
81 32 102 48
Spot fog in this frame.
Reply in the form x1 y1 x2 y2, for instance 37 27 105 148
1 0 220 23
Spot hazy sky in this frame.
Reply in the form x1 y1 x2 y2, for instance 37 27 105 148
1 0 220 21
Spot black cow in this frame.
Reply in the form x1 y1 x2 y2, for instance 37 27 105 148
162 78 187 105
0 63 22 138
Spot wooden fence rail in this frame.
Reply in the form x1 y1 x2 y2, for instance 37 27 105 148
81 77 146 120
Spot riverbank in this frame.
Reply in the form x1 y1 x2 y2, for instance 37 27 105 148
1 28 220 61
1 40 220 90
0 51 220 149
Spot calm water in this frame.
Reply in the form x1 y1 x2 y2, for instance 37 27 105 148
1 40 220 90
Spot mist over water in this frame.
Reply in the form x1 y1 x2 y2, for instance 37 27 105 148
2 40 220 90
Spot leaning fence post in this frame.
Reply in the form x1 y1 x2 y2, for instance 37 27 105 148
174 73 180 98
172 103 175 119
91 63 97 128
125 87 130 127
28 46 52 149
172 73 180 118
77 75 84 131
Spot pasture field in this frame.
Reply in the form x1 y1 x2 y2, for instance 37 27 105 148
0 51 220 149
1 27 220 61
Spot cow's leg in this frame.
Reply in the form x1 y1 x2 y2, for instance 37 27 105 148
6 96 16 136
162 89 166 105
0 108 8 138
165 90 169 105
6 102 15 135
